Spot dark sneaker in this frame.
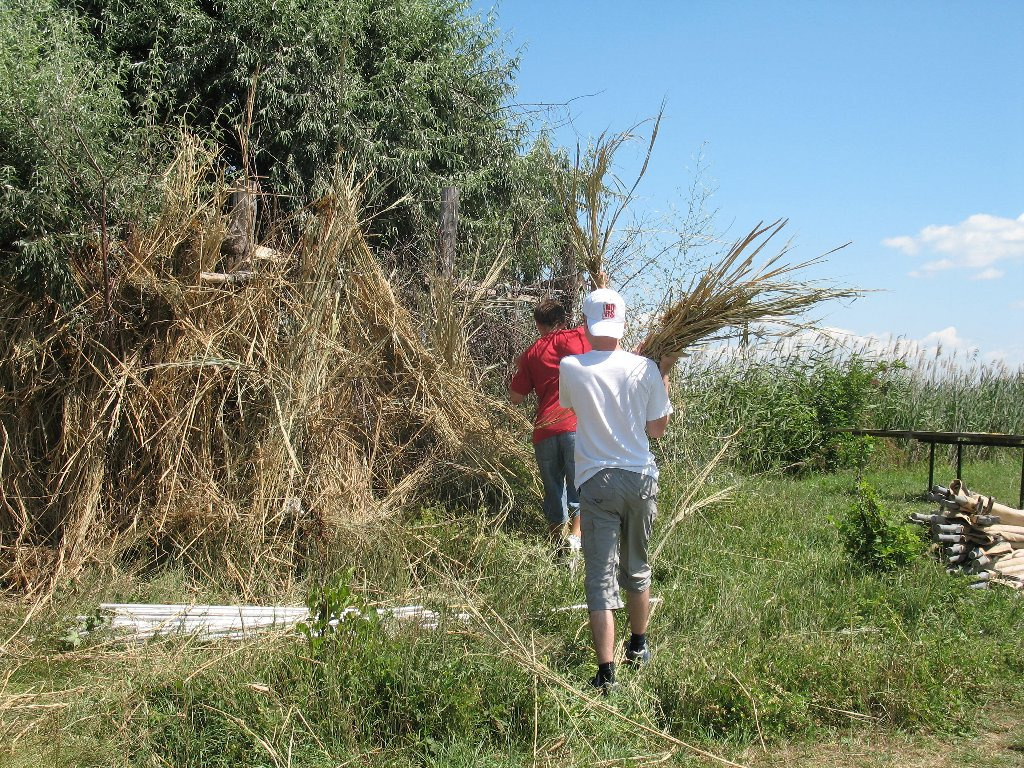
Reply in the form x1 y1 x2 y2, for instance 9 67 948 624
623 643 650 667
590 673 617 696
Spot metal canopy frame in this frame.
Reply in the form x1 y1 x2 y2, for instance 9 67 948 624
841 429 1024 509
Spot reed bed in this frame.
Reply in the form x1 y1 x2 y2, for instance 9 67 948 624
0 132 532 597
665 335 1024 472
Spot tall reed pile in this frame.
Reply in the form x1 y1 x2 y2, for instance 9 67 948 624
0 134 531 596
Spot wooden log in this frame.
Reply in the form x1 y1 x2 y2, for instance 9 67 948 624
986 542 1013 558
983 541 1024 558
966 531 997 546
994 559 1024 576
912 512 968 525
946 479 1024 524
91 602 450 642
946 544 986 564
222 180 260 270
199 270 256 287
987 525 1024 543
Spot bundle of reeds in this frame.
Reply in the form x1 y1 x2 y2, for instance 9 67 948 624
910 479 1024 589
0 131 532 596
560 112 661 282
638 220 860 362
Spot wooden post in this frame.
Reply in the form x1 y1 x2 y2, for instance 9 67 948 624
439 187 459 279
557 239 582 319
224 180 259 270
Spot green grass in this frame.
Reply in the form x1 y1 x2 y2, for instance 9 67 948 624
3 456 1024 767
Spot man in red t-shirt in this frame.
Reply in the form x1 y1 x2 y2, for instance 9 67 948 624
510 299 591 551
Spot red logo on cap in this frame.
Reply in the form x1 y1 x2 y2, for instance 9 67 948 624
603 303 616 320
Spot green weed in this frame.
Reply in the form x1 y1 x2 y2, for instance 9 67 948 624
834 482 924 571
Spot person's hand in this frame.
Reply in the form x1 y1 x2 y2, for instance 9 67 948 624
592 271 609 290
659 355 680 376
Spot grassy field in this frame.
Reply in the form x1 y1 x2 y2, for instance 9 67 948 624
3 453 1024 767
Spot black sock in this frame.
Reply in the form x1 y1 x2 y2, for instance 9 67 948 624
597 661 616 684
628 633 647 652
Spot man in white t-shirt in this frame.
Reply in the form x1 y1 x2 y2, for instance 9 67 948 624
558 288 675 694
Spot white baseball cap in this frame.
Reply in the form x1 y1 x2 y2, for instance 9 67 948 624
582 289 626 339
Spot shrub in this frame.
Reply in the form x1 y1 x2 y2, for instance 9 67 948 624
0 0 144 303
72 0 568 279
810 357 884 469
835 482 922 571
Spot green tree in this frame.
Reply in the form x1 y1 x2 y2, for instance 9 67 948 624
73 0 567 277
0 0 140 303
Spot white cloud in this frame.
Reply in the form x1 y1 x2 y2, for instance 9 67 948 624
882 235 919 255
920 326 977 356
888 213 1024 277
685 325 1023 369
908 258 956 278
826 325 979 361
971 267 1004 280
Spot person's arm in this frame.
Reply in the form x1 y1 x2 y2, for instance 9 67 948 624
645 356 677 438
509 353 532 405
646 414 670 438
658 354 679 395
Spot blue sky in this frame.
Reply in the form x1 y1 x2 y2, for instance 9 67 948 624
474 0 1024 366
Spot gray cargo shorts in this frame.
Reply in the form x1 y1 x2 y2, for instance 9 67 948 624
579 468 658 612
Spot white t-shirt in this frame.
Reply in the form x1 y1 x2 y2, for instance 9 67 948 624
558 349 673 488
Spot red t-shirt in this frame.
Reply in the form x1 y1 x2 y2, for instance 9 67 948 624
510 326 591 443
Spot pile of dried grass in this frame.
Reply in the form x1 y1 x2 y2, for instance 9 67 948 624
639 220 860 361
0 132 531 597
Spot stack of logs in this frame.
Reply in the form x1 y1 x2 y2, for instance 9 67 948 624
910 479 1024 589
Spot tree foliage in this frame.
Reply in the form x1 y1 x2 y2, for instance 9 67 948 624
72 0 566 276
0 0 141 303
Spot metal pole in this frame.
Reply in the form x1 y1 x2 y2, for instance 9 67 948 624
1019 448 1023 510
928 442 935 494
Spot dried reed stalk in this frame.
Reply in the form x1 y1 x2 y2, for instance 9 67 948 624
0 131 531 596
639 220 858 362
560 109 662 281
409 536 750 768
